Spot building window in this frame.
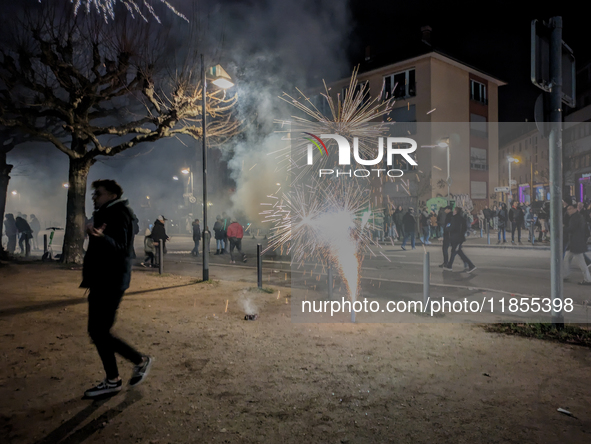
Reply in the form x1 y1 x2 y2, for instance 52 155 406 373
471 147 487 171
470 113 488 138
470 80 487 104
383 69 416 100
471 181 487 199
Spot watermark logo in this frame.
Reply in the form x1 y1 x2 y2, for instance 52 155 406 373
304 134 417 178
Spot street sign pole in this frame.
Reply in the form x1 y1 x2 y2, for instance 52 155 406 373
549 17 564 327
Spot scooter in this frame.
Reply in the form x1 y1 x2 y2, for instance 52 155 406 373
42 227 63 261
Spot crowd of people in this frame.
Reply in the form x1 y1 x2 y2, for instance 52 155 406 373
140 212 247 267
3 213 40 257
380 198 591 281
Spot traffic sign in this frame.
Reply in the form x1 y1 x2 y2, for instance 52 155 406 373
495 187 510 193
509 180 517 185
531 19 576 107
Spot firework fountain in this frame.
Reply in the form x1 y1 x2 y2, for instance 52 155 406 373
263 69 398 321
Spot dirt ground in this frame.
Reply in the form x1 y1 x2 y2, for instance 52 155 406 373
1 262 590 444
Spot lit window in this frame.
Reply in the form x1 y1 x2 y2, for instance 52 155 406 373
383 69 416 100
470 80 487 104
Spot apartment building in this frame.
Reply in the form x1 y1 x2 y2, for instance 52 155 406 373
317 28 505 210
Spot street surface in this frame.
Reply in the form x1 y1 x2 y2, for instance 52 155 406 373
130 234 591 324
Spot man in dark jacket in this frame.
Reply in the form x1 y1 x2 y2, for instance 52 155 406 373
482 205 494 230
443 207 476 273
151 215 169 256
192 219 201 256
401 208 416 250
509 202 525 245
81 179 152 398
213 215 226 254
496 203 508 244
15 215 33 257
563 204 591 285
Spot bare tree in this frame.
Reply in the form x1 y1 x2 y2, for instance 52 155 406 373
0 3 240 263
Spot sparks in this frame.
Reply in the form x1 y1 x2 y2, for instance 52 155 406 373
53 0 188 23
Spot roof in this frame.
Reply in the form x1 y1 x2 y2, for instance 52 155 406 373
353 36 507 86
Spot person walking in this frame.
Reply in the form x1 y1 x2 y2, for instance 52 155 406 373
401 208 416 250
82 179 152 398
29 214 41 251
226 218 247 264
563 203 591 285
497 203 508 244
15 215 33 257
510 202 524 245
192 219 201 256
213 215 226 254
4 213 17 254
444 207 477 273
141 228 156 268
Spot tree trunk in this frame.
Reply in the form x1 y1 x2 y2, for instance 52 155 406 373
61 157 93 264
0 150 13 259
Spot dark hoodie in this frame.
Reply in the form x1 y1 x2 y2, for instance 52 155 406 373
81 198 135 291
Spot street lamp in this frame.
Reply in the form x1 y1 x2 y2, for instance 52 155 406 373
437 141 451 203
507 156 519 203
201 56 234 281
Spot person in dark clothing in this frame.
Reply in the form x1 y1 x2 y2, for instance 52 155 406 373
496 203 508 244
4 213 17 254
482 205 493 230
81 179 152 398
444 207 476 273
509 202 524 244
29 214 41 250
151 215 169 256
401 208 416 250
563 204 591 284
213 215 226 254
192 219 201 256
15 216 33 257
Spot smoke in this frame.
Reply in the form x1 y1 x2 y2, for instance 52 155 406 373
216 0 353 223
237 289 259 315
3 0 353 235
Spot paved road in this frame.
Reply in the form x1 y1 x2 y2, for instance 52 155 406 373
139 235 591 322
25 232 590 322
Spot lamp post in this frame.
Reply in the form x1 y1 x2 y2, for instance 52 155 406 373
507 156 519 203
200 55 234 281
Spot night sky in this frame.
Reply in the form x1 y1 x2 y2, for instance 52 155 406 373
2 0 588 225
